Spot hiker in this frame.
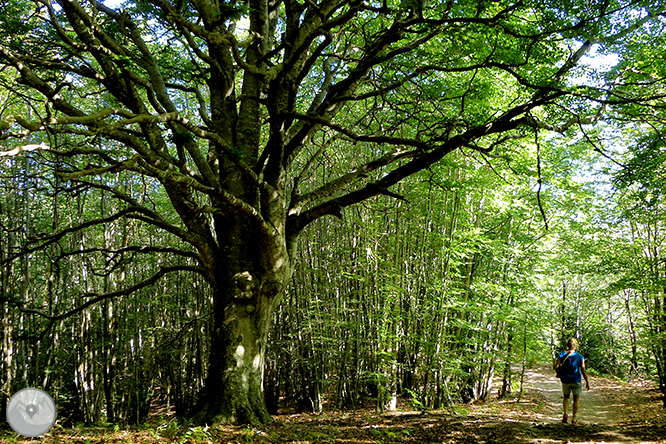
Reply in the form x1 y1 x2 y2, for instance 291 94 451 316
554 337 590 425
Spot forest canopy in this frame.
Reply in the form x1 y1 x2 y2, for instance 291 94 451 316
1 0 665 426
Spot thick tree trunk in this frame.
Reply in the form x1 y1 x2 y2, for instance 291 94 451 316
190 226 292 424
190 295 274 424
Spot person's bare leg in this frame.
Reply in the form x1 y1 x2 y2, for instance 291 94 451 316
572 395 580 424
562 395 570 422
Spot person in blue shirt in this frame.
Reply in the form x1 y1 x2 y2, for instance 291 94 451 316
554 337 590 425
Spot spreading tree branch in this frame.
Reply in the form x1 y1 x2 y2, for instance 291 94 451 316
7 265 205 341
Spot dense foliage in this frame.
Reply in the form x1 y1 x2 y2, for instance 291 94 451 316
1 0 665 426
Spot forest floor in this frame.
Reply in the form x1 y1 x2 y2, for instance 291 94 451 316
1 365 665 443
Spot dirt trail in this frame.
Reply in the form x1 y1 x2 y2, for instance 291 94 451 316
524 366 617 424
519 366 665 444
523 366 629 442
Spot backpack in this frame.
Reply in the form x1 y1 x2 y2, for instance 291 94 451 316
555 352 572 379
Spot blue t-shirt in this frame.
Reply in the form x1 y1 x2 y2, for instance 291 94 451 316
558 351 584 384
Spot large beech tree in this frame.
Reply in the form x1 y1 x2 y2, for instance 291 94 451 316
1 0 664 424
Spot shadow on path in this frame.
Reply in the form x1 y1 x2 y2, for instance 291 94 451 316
519 366 663 444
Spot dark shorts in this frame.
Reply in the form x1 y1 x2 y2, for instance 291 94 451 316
562 382 583 397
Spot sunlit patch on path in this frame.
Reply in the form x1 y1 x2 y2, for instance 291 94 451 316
521 365 663 444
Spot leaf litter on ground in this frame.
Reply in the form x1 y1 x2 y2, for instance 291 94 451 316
1 367 664 443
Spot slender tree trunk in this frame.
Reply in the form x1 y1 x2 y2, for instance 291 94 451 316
0 300 11 421
102 298 116 423
520 324 527 395
0 200 12 420
560 281 567 346
624 289 639 376
500 330 513 398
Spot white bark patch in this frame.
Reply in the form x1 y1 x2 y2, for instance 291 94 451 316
253 354 261 370
235 345 245 367
234 271 254 299
273 258 284 272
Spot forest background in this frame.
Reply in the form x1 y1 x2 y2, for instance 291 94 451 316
0 0 665 430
